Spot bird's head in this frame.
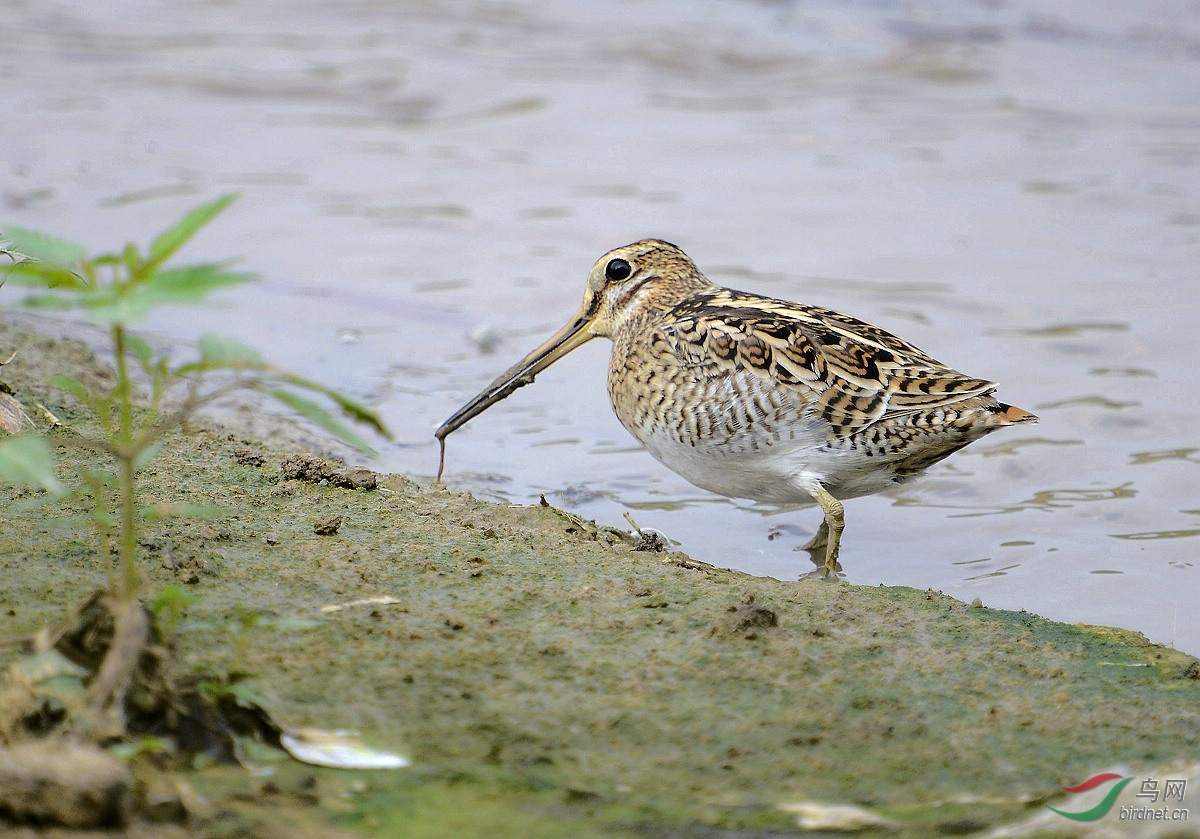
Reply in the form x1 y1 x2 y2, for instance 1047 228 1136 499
434 239 709 452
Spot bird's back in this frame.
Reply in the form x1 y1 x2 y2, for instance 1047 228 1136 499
606 286 1036 503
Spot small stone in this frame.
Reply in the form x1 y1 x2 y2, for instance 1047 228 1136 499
337 467 377 490
264 533 282 546
0 391 33 434
0 740 133 827
141 774 186 823
313 514 343 535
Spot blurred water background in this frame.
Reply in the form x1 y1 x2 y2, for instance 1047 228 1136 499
3 0 1199 652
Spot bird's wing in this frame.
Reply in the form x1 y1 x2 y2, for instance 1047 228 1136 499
663 289 996 440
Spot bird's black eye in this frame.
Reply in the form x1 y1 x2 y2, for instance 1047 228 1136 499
605 258 632 282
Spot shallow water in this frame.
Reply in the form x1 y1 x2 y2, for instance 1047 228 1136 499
3 0 1199 652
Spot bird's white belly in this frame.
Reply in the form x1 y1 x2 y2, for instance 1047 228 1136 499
632 420 898 505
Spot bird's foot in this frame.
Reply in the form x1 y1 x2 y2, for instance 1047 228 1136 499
800 563 844 581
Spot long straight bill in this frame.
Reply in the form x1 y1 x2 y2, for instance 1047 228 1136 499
435 309 595 480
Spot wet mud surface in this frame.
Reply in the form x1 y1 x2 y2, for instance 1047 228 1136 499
2 326 1199 838
4 0 1200 653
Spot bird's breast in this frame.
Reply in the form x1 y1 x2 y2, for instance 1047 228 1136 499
604 331 833 503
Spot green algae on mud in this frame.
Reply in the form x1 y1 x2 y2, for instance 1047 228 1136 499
1 319 1198 838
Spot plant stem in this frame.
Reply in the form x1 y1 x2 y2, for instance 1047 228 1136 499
112 324 139 600
118 453 138 599
84 471 117 591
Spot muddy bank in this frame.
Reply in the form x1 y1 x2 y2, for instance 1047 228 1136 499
1 319 1198 838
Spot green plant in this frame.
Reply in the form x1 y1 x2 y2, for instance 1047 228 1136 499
0 195 389 712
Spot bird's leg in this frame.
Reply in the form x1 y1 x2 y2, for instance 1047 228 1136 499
811 485 844 576
799 520 829 552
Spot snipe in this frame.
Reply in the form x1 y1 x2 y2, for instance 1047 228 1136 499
436 240 1037 576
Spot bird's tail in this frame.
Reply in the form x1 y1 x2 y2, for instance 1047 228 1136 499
994 403 1039 425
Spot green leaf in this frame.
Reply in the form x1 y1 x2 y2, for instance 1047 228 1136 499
65 266 250 325
154 356 171 387
147 194 238 269
278 373 392 440
47 374 95 407
33 285 181 325
0 435 64 494
148 585 200 621
141 263 254 305
133 441 162 470
196 334 263 366
17 292 86 311
147 586 198 643
267 387 375 455
123 242 141 275
125 334 154 367
109 736 175 763
82 291 154 325
0 227 86 266
21 286 133 321
3 259 89 290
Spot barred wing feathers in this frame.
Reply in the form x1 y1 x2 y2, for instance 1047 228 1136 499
664 289 997 440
